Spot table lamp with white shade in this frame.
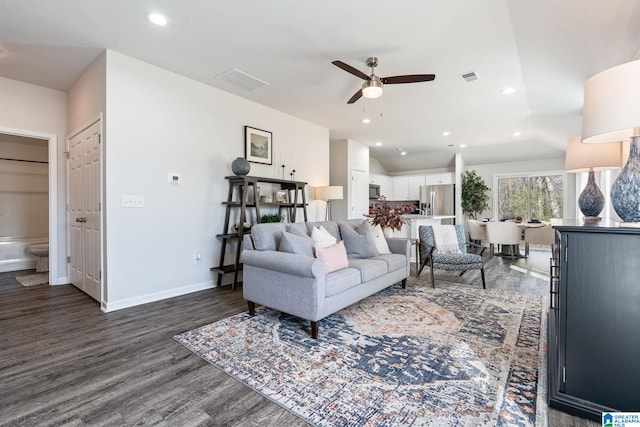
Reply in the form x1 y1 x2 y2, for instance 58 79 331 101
581 60 640 225
565 135 620 220
315 186 343 221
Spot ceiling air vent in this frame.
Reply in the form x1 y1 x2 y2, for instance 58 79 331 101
216 68 269 91
460 71 479 83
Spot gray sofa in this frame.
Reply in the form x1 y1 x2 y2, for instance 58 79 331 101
241 219 411 338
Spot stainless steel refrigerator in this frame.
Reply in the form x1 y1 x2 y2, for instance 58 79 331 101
419 184 455 224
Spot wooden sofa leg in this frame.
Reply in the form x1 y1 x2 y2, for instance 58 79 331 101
310 321 319 339
401 278 407 289
247 301 255 316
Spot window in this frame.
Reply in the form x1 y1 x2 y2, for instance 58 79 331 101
495 173 563 221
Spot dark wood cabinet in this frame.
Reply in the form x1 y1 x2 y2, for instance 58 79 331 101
549 220 640 420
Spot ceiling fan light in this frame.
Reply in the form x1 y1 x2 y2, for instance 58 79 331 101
362 79 383 99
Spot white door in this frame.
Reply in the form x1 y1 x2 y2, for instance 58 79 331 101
350 169 368 219
68 120 102 302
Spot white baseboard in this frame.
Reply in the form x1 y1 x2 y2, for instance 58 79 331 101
50 275 69 285
101 280 216 312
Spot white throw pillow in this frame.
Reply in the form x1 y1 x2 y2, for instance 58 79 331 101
311 225 337 248
371 224 391 254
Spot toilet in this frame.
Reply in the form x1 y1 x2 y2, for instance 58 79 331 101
28 243 49 272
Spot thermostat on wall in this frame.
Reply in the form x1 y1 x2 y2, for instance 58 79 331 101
168 173 181 184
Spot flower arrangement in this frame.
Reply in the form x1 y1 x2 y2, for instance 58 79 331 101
369 196 417 231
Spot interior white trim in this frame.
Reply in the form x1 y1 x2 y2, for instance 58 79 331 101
101 280 215 312
0 125 59 285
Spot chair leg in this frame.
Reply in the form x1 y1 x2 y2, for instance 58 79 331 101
247 301 255 316
429 260 436 289
310 321 318 339
401 278 407 289
525 242 530 258
489 243 494 257
480 267 486 289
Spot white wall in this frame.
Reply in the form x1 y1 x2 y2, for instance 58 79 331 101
102 51 329 309
330 139 369 220
0 76 67 283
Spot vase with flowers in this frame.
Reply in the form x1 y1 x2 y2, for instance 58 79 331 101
369 196 417 237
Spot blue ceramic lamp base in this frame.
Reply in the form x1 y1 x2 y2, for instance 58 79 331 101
578 170 604 220
611 136 640 227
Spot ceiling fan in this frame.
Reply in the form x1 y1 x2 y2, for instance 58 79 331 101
332 57 436 104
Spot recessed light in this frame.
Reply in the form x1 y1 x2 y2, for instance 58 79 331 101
502 87 516 95
513 131 521 137
442 131 450 137
375 141 382 146
400 151 407 156
147 12 168 26
362 118 371 124
459 144 466 148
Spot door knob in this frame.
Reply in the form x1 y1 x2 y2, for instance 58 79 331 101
76 218 81 223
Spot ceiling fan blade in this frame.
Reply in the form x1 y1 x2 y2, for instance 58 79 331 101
347 90 363 104
381 74 436 84
332 60 369 80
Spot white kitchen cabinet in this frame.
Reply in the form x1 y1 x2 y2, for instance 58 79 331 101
424 172 454 186
392 176 410 200
393 175 424 200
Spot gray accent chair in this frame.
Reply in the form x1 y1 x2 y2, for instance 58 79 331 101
242 219 411 339
418 224 486 289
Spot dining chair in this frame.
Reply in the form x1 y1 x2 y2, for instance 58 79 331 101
466 219 487 245
418 224 486 289
523 224 555 257
485 221 521 258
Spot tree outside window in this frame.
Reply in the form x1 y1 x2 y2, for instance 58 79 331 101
497 174 563 221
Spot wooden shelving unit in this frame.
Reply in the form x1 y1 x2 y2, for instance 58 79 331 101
212 175 308 290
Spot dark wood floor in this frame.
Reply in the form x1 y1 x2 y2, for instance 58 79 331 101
0 250 597 426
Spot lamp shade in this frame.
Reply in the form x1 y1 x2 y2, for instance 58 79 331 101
581 60 640 144
565 135 621 172
315 185 343 201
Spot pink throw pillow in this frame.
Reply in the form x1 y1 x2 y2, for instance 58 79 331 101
315 241 349 273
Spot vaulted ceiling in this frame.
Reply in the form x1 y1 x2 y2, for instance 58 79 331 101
1 0 639 171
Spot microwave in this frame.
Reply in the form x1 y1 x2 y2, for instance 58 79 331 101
369 184 380 199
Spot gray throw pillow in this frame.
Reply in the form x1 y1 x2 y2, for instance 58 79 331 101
338 220 380 259
287 222 310 237
278 231 315 257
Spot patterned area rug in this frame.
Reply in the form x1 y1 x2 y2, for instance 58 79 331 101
15 272 48 287
175 282 547 426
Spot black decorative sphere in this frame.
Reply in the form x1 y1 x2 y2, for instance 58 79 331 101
231 157 250 176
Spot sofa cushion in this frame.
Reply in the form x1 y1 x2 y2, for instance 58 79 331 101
305 221 340 240
279 231 315 257
338 220 379 259
347 258 388 282
315 241 349 273
371 253 406 273
311 225 337 248
287 222 309 237
251 223 288 251
324 267 361 297
371 224 391 254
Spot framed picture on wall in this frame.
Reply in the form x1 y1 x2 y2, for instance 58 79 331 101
245 126 272 165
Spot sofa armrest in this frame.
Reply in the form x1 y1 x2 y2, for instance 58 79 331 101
386 237 411 257
242 249 325 278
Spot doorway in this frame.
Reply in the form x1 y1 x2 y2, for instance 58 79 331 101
0 127 59 284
